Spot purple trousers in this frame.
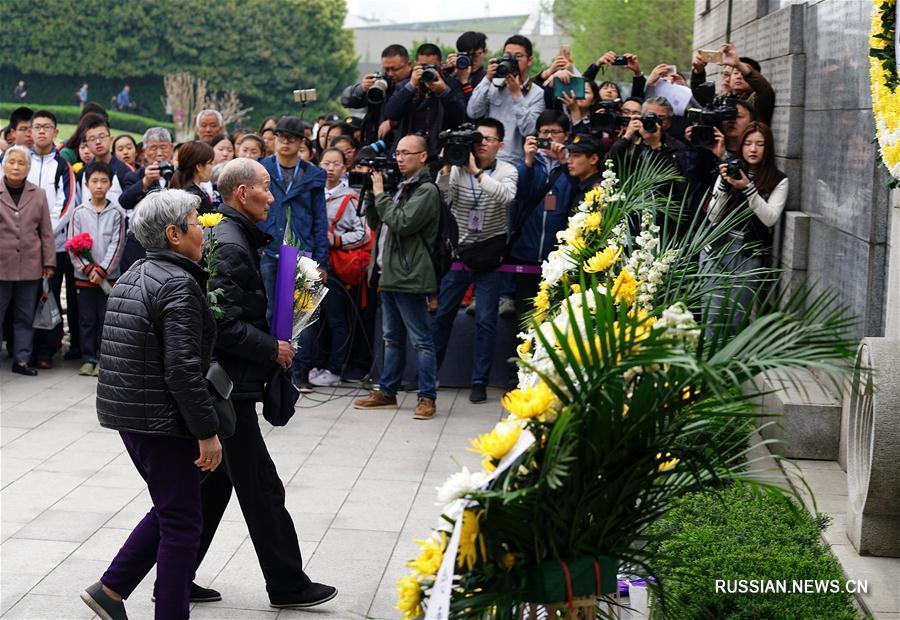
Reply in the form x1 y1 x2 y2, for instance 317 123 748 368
101 432 202 620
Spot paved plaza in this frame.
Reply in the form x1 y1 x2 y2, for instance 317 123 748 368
1 361 497 619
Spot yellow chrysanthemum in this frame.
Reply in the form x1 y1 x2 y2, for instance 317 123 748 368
470 420 522 470
406 532 446 577
656 451 680 473
870 0 900 177
457 509 487 571
583 187 604 205
197 212 224 228
612 269 640 306
502 381 554 420
294 289 314 312
396 575 424 620
585 211 602 231
583 247 621 274
569 235 587 253
516 338 533 359
534 284 551 318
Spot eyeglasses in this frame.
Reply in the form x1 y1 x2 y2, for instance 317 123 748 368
538 129 565 137
84 134 110 144
395 150 425 158
276 133 300 143
480 136 501 144
32 124 55 132
320 161 343 168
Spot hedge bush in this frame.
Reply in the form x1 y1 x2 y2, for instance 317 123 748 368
0 102 174 134
645 484 859 620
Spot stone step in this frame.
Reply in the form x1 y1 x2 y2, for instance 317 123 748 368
749 369 843 460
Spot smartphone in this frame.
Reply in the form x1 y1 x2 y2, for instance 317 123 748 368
699 49 723 64
560 44 571 57
553 76 585 99
667 65 678 76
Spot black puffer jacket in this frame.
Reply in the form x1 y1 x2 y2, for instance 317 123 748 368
96 249 218 439
210 204 278 400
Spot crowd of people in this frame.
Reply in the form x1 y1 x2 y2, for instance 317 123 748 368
0 30 791 620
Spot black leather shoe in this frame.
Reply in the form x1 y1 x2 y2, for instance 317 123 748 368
81 581 128 620
151 582 221 603
11 362 37 376
469 384 487 403
269 582 337 608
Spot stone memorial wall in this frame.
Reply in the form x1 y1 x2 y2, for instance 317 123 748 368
693 0 893 338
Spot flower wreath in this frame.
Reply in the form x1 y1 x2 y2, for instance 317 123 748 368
870 0 900 182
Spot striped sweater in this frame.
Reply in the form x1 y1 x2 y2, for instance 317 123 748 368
436 159 518 247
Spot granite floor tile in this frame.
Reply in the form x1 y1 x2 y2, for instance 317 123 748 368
3 593 94 619
11 509 111 544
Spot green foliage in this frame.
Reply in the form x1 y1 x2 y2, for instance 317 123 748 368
0 103 174 134
0 0 357 123
645 484 859 620
553 0 693 77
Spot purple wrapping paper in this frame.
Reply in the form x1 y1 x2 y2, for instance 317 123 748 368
270 244 299 340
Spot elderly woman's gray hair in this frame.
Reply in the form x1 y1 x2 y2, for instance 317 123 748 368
131 189 201 249
142 127 173 144
643 96 674 117
196 109 224 128
217 158 260 201
2 145 32 170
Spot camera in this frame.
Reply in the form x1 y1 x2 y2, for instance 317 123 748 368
589 100 628 134
685 96 738 146
348 153 401 193
494 55 519 78
641 112 663 133
439 123 484 166
158 160 175 182
612 55 629 66
420 64 442 84
535 137 552 149
455 52 471 70
725 157 749 180
366 73 390 105
293 89 317 103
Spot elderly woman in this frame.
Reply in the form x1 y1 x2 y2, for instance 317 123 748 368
0 145 55 376
81 189 222 620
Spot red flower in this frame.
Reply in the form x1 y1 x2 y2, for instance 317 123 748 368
65 232 94 254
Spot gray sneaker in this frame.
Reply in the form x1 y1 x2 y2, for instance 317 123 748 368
81 581 128 620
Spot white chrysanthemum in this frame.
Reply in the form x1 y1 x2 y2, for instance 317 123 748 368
435 467 488 506
297 255 321 287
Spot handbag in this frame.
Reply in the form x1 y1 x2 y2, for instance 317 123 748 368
456 233 508 272
32 278 62 330
328 194 373 286
262 366 300 427
138 263 236 439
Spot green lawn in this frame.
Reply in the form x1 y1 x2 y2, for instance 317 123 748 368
56 123 142 142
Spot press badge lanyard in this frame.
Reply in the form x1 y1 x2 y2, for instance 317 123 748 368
467 168 495 233
275 161 301 194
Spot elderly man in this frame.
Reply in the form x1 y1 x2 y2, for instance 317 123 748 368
194 158 337 609
196 109 225 143
119 127 176 271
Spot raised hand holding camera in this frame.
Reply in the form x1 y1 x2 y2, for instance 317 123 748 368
409 65 424 89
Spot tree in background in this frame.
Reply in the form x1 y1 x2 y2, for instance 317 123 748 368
0 0 356 124
553 0 693 77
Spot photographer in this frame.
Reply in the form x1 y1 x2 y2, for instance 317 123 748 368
354 135 440 420
467 35 546 166
432 117 518 404
609 97 684 172
446 31 489 103
583 50 647 100
341 44 412 145
703 121 787 330
384 43 468 159
508 110 577 307
691 43 774 124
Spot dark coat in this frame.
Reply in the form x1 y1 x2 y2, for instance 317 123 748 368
209 204 278 400
96 249 218 439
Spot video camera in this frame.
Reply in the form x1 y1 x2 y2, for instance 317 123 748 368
439 123 484 166
589 100 629 134
494 55 519 79
685 95 738 146
348 141 401 193
367 73 390 105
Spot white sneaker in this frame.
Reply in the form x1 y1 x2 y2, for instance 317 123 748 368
310 369 341 387
309 368 324 380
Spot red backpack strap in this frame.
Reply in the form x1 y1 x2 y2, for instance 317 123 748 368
330 194 355 235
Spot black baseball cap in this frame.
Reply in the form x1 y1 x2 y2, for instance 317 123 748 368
566 134 603 155
272 116 306 138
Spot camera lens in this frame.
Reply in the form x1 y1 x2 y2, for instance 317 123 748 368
456 54 471 70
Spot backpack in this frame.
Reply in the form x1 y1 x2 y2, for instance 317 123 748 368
328 194 373 286
428 182 458 283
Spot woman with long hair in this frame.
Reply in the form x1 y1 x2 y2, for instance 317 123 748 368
259 115 278 156
168 141 216 214
210 134 234 165
113 134 138 171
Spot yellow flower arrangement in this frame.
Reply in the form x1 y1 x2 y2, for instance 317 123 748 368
870 0 900 179
457 509 487 571
396 575 424 620
584 211 603 231
583 187 604 206
197 212 224 228
407 533 446 577
502 381 555 420
583 247 621 274
612 269 640 306
470 420 522 471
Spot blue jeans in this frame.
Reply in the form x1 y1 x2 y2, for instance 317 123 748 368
432 269 502 386
380 291 437 400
